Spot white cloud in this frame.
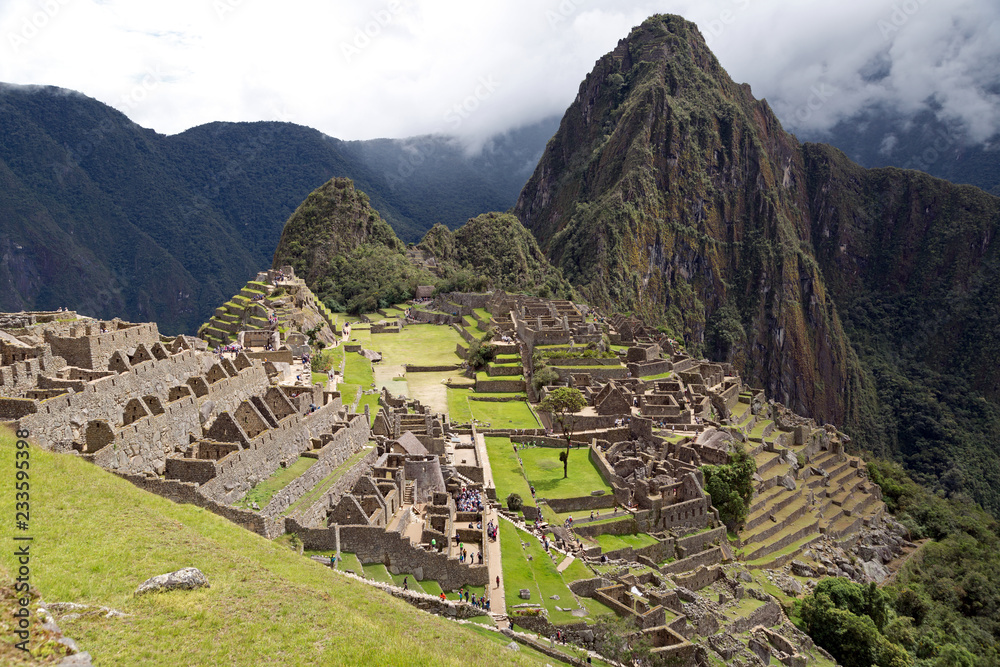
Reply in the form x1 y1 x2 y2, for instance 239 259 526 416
0 0 997 147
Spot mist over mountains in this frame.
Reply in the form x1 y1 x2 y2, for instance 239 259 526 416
0 82 557 333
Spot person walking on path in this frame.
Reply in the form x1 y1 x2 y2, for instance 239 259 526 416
496 575 500 589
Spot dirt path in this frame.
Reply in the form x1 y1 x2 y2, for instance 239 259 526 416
884 538 931 584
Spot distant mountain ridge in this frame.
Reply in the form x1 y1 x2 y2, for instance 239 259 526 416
0 83 558 333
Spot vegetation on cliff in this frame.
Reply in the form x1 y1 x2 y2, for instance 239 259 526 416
514 14 1000 517
795 460 1000 666
420 213 575 298
272 178 435 313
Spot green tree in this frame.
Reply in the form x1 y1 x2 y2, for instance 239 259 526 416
538 387 587 478
701 443 756 529
592 614 652 665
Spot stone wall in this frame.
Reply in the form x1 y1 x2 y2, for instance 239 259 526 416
727 600 783 634
261 415 371 518
45 322 160 370
673 565 723 591
0 397 37 420
475 379 526 393
661 547 724 576
544 494 617 514
676 527 726 557
294 525 488 591
199 402 349 505
287 447 380 528
117 472 285 538
553 366 627 382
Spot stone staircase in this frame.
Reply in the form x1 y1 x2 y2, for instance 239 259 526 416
738 436 885 569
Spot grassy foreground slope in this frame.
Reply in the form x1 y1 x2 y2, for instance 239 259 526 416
0 431 555 666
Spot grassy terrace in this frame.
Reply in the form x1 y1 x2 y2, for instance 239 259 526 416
592 532 659 552
283 446 373 516
475 370 523 382
237 457 316 510
517 446 613 500
500 519 614 626
0 435 554 667
468 400 539 429
344 352 375 387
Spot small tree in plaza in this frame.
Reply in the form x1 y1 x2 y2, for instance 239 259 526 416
538 386 587 479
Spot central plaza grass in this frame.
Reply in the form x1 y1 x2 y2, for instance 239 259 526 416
370 324 464 367
515 445 613 499
0 435 555 666
447 387 475 424
483 436 535 511
468 399 539 429
344 352 374 387
592 532 660 552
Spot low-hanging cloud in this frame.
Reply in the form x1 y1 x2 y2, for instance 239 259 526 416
0 0 997 149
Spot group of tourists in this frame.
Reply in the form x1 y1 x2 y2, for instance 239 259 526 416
215 343 243 356
613 416 631 427
455 487 483 513
485 519 497 542
438 589 491 611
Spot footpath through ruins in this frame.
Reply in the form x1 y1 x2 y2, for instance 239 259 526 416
0 277 917 666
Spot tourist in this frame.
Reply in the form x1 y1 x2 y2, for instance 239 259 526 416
403 576 408 590
496 575 500 589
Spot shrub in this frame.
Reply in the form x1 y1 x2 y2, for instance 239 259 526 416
506 493 523 512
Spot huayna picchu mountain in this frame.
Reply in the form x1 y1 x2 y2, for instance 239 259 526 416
271 178 573 314
515 14 1000 514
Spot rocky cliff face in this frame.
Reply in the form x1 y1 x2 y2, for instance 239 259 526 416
515 15 856 426
515 14 1000 511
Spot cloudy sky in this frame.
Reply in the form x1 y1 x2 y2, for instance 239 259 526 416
2 0 998 148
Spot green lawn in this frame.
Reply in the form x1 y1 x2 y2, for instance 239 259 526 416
236 456 316 510
639 371 673 380
371 325 464 367
592 533 660 552
447 387 474 424
283 447 372 516
338 383 360 409
483 437 535 511
517 446 613 499
468 400 539 429
0 435 553 667
500 520 613 627
344 352 374 387
357 393 381 414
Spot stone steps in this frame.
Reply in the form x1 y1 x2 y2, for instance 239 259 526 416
743 516 821 562
746 487 803 531
746 532 823 570
740 494 809 546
